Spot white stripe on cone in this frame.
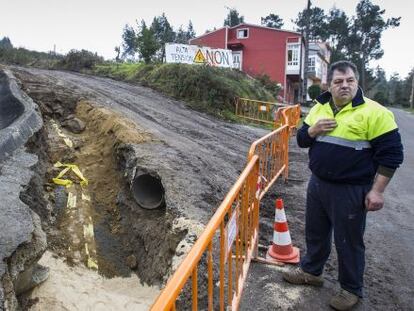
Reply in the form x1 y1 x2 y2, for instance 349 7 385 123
273 230 292 246
275 209 287 222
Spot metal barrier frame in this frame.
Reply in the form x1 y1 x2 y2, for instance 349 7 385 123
248 125 290 199
151 156 260 311
235 97 285 125
151 101 301 311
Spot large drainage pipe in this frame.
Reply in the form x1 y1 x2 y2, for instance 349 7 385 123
131 171 165 209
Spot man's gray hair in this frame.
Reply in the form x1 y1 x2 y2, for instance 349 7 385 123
327 61 359 85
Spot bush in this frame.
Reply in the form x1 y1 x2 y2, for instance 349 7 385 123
308 84 322 100
57 49 104 72
255 74 282 97
0 46 60 68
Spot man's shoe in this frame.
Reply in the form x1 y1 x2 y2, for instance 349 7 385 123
282 267 324 286
329 288 359 310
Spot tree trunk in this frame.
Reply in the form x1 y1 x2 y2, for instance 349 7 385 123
360 57 366 90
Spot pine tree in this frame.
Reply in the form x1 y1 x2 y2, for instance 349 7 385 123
121 24 137 58
349 0 400 89
137 20 159 63
224 8 244 27
261 14 284 29
293 6 328 40
151 13 175 61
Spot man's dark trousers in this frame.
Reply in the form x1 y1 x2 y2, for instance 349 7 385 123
300 174 371 297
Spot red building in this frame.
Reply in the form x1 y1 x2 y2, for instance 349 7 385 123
190 23 305 104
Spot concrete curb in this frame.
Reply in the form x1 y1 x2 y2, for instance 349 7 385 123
0 68 43 161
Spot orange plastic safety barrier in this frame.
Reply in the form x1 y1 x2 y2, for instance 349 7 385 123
151 156 261 311
235 97 285 125
280 104 301 134
248 125 290 199
274 104 301 132
151 106 300 311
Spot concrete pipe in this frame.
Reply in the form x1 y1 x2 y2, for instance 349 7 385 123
131 172 165 209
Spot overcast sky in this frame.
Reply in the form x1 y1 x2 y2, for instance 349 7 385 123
0 0 412 78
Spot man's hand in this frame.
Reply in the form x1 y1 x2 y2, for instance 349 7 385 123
365 189 384 211
308 119 337 138
365 174 391 212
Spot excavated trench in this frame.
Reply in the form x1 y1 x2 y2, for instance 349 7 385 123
13 74 189 308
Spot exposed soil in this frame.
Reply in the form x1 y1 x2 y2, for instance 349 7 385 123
11 73 191 308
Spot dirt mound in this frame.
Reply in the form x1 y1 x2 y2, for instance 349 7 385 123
76 100 151 146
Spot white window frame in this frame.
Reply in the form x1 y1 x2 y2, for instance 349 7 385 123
232 51 243 70
237 28 249 39
308 55 316 72
287 43 300 66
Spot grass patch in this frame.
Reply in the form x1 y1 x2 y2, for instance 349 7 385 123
91 62 276 120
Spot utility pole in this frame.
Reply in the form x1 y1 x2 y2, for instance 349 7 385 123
410 73 414 109
302 0 311 105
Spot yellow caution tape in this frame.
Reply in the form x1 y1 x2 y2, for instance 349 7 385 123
82 193 91 201
67 192 77 209
51 120 73 148
87 258 99 270
52 162 88 187
83 223 94 239
84 243 99 270
63 138 73 148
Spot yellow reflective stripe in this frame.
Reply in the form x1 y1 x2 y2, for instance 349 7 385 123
316 135 371 150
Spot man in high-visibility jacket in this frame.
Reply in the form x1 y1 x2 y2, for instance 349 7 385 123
283 61 403 310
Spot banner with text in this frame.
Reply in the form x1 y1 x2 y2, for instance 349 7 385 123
165 43 234 68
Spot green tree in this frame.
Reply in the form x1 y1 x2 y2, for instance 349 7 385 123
326 8 349 62
261 13 284 29
224 8 244 27
175 20 196 44
137 20 159 63
187 20 196 39
114 46 121 62
121 24 138 58
293 6 328 40
348 0 400 89
371 67 389 105
175 26 188 44
151 13 175 61
0 37 13 49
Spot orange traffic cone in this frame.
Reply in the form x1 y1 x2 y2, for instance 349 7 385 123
266 198 300 264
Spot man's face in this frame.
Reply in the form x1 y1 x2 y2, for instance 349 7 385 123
329 68 359 106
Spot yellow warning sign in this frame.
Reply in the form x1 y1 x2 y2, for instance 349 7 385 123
193 49 206 63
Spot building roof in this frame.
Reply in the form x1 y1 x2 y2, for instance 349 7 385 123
230 23 302 36
190 23 302 43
